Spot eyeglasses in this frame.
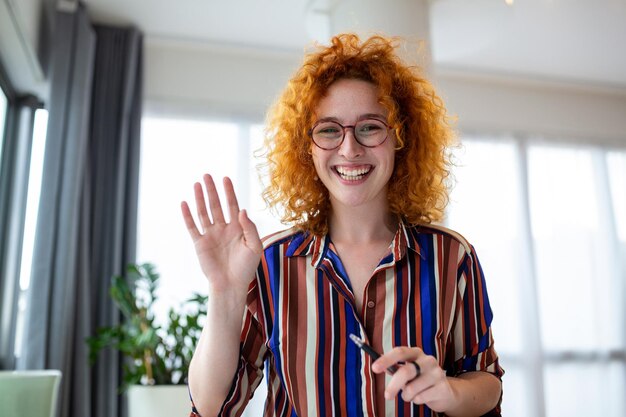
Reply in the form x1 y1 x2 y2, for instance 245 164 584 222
308 118 392 150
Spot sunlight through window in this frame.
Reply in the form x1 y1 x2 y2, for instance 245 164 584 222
14 108 49 357
448 138 626 417
137 117 282 326
0 89 7 165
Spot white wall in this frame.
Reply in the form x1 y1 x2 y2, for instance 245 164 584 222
436 69 626 146
144 39 626 146
144 38 301 123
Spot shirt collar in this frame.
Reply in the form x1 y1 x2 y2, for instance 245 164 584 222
285 221 424 267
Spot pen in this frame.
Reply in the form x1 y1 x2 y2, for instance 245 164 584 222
349 333 401 374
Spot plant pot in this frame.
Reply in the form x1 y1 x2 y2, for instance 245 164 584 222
127 385 190 417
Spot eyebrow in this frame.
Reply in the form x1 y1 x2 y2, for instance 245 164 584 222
315 113 387 123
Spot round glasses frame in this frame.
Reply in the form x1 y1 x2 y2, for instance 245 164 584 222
308 118 392 150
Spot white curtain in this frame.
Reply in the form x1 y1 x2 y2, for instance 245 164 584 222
447 136 626 417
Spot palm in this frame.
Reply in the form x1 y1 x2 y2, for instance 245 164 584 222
193 220 260 292
181 175 262 294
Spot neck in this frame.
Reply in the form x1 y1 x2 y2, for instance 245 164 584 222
328 199 397 244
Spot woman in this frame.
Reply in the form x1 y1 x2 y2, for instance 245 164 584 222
181 33 503 417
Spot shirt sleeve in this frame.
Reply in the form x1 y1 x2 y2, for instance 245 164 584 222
189 279 268 417
218 300 267 416
448 244 504 415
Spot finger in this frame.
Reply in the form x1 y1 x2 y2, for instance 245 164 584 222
239 209 263 253
383 361 424 400
193 182 211 231
397 364 434 402
401 378 436 404
400 356 444 403
203 174 226 224
223 177 240 223
372 346 421 373
180 201 201 240
403 369 452 408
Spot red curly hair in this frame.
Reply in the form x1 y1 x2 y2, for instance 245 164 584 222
262 33 455 236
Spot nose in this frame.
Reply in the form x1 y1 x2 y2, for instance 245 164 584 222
338 128 363 158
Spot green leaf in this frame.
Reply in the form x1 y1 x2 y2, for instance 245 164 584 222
87 262 207 388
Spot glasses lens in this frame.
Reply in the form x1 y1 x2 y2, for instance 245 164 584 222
355 119 388 146
312 121 343 149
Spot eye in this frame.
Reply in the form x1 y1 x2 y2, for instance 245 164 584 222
356 120 385 135
314 123 342 138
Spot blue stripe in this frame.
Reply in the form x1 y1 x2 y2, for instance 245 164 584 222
316 271 326 415
266 244 280 322
477 330 490 353
344 303 362 417
325 249 357 302
418 235 437 356
266 244 290 400
476 258 493 326
267 245 281 353
456 254 474 357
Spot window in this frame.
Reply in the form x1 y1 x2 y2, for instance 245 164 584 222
137 117 283 319
0 80 47 367
137 116 277 415
13 108 48 357
447 136 626 417
0 87 7 164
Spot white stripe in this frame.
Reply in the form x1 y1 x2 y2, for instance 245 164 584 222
432 236 442 359
457 243 467 296
276 245 291 397
403 259 415 417
329 286 336 417
232 371 249 412
271 374 281 413
358 310 373 417
454 247 466 361
382 268 396 417
305 260 318 417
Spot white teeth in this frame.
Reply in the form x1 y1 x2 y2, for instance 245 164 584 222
336 166 371 180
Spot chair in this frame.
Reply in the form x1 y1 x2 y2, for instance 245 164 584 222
0 370 61 417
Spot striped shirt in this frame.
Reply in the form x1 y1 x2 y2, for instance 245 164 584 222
193 222 503 417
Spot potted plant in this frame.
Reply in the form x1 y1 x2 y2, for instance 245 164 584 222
87 263 207 417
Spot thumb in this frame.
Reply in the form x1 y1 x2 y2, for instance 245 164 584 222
239 209 262 253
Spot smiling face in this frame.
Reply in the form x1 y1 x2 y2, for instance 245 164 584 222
311 78 396 213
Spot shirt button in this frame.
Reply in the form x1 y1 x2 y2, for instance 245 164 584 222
367 301 375 308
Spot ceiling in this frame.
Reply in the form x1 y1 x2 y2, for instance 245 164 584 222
82 0 626 89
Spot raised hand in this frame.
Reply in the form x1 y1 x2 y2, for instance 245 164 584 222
180 174 263 296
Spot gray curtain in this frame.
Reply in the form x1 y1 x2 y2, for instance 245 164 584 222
18 5 142 417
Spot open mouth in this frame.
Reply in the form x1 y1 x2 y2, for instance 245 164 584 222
335 165 372 181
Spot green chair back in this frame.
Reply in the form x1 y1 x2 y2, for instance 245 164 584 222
0 370 61 417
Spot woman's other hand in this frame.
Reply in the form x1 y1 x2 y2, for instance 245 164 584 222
372 346 501 416
181 174 263 296
371 347 458 413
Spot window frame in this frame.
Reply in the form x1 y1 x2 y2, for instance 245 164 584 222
0 57 43 369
